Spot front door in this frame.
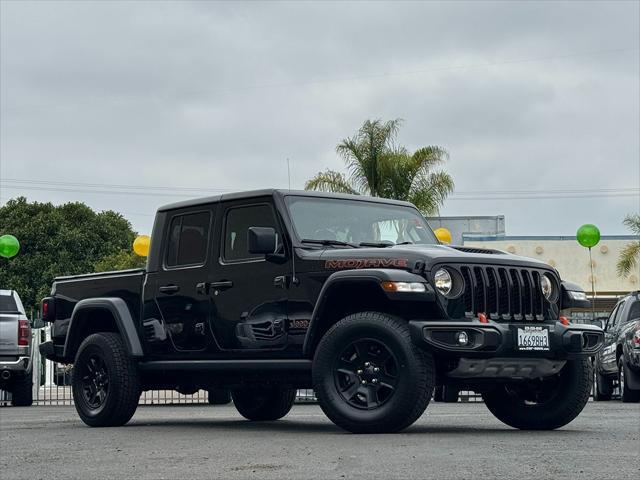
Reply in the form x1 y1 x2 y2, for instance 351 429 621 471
153 207 216 352
209 199 297 354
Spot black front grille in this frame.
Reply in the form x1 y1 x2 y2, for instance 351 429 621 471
457 265 552 321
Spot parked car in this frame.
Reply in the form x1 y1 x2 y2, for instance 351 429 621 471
0 289 34 406
40 189 603 432
593 291 640 402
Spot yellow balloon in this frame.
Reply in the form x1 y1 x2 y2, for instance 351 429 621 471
434 227 452 245
133 235 151 257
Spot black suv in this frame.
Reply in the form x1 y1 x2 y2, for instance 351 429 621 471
40 190 603 433
593 292 640 402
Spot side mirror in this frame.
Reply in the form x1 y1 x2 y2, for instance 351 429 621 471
248 227 277 255
560 281 591 310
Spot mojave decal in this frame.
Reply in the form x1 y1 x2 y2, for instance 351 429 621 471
324 258 409 269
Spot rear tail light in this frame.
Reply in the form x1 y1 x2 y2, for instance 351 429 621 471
18 319 30 346
41 297 55 322
633 325 640 348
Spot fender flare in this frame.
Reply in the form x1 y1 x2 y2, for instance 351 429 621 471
302 268 432 357
63 297 144 360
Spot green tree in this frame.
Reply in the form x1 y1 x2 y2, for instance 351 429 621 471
94 250 146 272
617 213 640 277
0 197 138 311
305 119 454 214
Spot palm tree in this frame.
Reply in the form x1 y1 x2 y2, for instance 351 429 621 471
617 213 640 277
305 119 454 215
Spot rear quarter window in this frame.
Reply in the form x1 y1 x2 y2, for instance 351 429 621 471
0 295 19 313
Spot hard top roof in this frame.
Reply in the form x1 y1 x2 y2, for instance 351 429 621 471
157 189 415 212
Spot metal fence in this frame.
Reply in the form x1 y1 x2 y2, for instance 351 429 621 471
1 327 481 406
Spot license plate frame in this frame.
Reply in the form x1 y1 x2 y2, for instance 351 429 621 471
516 325 550 351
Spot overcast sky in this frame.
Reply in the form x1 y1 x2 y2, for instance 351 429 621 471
1 0 639 237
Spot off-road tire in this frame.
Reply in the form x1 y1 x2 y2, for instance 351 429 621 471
312 312 434 434
619 356 640 403
232 387 296 421
208 388 232 405
72 333 141 427
10 374 33 407
592 362 612 401
482 358 592 430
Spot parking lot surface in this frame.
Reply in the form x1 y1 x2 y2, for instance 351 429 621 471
1 401 638 479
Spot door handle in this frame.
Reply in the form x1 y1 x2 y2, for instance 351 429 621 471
159 285 180 294
196 282 210 295
211 280 233 290
274 276 287 289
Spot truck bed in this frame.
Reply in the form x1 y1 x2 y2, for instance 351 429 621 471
51 269 146 344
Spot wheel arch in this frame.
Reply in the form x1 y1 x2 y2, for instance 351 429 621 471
63 297 143 361
302 269 433 357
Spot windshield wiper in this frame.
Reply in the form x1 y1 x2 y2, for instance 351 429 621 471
358 241 396 248
300 239 358 248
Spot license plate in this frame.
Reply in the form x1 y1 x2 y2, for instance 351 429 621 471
517 326 550 351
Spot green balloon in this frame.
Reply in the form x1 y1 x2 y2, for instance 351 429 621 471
0 235 20 258
576 224 600 248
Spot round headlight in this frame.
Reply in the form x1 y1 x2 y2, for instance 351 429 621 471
540 274 553 300
434 268 453 296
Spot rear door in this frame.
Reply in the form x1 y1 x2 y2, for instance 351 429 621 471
152 207 216 352
0 292 23 356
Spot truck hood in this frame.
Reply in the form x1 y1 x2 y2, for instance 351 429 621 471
297 243 553 273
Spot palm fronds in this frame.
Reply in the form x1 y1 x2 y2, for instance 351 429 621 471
617 213 640 277
304 169 358 194
307 119 453 214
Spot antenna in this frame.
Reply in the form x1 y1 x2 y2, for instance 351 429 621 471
287 158 299 286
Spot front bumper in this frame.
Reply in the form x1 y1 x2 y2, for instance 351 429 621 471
409 319 604 360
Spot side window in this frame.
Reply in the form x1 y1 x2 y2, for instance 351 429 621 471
165 211 211 267
627 301 640 323
605 304 620 331
612 300 627 328
223 204 280 261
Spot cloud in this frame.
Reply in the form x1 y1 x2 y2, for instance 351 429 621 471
1 0 638 236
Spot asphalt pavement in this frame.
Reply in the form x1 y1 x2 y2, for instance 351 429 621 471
1 401 638 480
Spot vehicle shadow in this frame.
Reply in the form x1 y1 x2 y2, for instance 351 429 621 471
125 416 585 435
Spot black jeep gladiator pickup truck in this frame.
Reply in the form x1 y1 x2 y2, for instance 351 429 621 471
40 190 603 433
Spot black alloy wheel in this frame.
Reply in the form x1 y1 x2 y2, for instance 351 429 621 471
79 354 110 410
333 338 399 410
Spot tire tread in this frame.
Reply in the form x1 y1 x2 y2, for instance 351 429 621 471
313 312 434 433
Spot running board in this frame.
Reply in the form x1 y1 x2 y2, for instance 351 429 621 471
138 359 312 372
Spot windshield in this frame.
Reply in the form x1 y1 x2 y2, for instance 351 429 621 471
285 196 437 246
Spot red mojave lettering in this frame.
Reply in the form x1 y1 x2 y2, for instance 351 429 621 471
324 258 409 269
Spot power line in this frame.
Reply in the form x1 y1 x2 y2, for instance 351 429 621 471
186 46 640 96
2 178 637 197
0 178 235 193
1 182 637 201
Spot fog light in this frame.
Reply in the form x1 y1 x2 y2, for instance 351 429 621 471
457 331 469 346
